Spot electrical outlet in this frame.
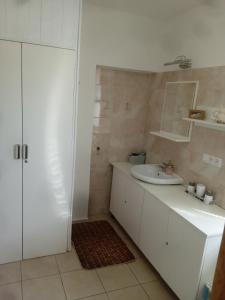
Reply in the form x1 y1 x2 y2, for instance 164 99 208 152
202 153 223 168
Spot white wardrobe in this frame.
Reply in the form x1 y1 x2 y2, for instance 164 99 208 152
0 40 76 264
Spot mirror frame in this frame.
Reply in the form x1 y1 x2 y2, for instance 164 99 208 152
160 80 199 140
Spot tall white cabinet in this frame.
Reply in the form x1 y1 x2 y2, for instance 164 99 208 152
0 41 22 264
22 44 76 259
0 0 80 49
0 39 77 263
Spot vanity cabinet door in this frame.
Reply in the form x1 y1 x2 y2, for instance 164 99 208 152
123 177 144 244
163 211 206 300
110 168 127 228
110 168 144 244
139 192 170 272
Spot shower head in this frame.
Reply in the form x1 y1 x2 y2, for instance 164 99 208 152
164 55 192 69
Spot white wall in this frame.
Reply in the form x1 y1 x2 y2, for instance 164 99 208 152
160 0 225 70
73 1 167 220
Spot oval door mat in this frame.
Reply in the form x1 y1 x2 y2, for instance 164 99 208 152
72 220 135 269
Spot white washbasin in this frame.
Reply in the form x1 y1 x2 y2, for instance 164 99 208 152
131 164 183 185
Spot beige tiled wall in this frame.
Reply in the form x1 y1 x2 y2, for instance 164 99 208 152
90 66 225 215
89 67 152 215
146 66 225 209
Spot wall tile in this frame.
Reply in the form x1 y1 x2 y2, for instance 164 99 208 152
93 118 111 134
145 67 225 209
89 68 152 215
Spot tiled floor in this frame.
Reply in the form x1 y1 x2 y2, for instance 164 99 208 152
0 215 178 300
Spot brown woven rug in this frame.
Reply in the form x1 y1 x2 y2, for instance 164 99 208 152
72 220 135 269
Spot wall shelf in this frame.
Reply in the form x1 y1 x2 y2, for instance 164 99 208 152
150 131 191 142
183 118 225 132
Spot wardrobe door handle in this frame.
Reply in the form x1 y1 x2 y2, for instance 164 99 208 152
23 144 28 160
14 144 21 159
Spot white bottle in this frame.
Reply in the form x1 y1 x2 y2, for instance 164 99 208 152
196 183 206 198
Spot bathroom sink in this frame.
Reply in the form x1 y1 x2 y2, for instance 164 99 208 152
131 164 183 185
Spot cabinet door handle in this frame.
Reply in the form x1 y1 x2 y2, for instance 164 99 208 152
22 144 28 160
165 242 169 246
14 144 21 159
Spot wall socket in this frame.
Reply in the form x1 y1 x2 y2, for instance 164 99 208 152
202 153 223 168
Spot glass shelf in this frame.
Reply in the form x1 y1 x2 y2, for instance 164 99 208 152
183 118 225 132
150 130 191 142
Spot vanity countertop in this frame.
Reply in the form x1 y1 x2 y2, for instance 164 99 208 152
112 162 225 237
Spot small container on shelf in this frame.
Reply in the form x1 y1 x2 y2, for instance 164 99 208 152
211 108 225 124
128 152 146 165
189 109 206 120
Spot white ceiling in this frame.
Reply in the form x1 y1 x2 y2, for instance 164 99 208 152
89 0 201 20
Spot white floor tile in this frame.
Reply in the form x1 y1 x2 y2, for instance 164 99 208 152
142 280 178 300
61 270 104 300
0 282 22 300
56 247 82 273
22 275 66 300
0 262 21 285
128 258 158 283
97 264 138 292
22 256 58 280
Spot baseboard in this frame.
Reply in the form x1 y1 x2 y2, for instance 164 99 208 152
72 217 88 223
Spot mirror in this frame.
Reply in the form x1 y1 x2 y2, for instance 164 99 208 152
160 81 198 139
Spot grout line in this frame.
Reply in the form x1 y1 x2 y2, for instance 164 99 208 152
21 272 60 283
75 291 109 300
55 255 68 300
54 255 61 270
126 259 141 284
106 283 141 298
20 261 23 300
95 269 107 294
59 265 84 276
59 275 68 300
73 283 153 300
0 280 21 287
21 280 23 300
93 266 142 300
54 255 61 274
126 257 159 286
59 268 83 275
140 283 151 299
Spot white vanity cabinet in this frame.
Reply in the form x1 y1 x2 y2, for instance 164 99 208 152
163 211 207 300
139 192 170 272
139 193 207 300
110 163 225 300
110 168 144 244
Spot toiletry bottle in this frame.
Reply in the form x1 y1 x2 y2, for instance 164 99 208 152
196 183 206 198
187 182 195 194
204 191 214 205
163 160 174 175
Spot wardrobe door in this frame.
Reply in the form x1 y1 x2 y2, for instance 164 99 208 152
0 40 22 264
22 44 76 259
